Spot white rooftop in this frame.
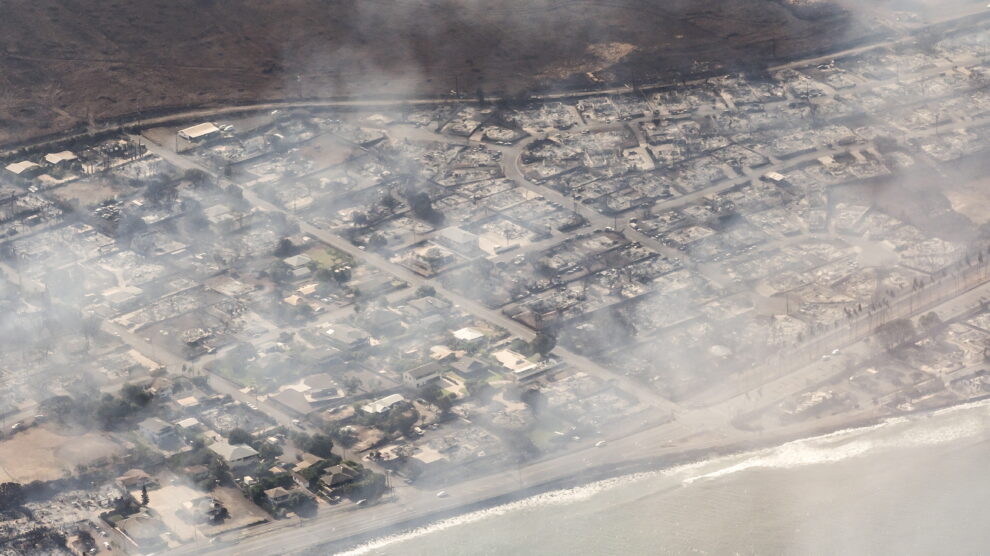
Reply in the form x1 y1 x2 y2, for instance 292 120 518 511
5 160 39 175
179 122 221 139
493 349 537 373
209 440 259 462
283 254 312 268
362 393 405 414
44 151 77 165
175 417 201 429
452 327 484 342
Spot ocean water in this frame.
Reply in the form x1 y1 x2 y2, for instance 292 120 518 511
338 400 990 556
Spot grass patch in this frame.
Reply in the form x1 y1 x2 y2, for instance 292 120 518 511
305 246 352 269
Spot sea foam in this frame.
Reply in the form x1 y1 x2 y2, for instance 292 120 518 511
683 397 990 484
336 398 990 554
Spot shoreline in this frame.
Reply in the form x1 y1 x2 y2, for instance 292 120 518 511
4 6 989 554
300 393 990 555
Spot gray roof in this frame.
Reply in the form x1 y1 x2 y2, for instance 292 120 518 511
303 373 337 391
325 324 370 344
138 417 173 435
209 440 259 462
264 486 292 499
320 464 358 487
405 361 442 379
271 389 313 415
283 254 312 268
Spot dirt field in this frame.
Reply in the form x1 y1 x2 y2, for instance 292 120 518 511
142 477 269 542
945 176 990 226
0 426 124 482
0 0 866 148
49 178 129 208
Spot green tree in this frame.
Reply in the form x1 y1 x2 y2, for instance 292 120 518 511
315 268 335 283
531 332 556 356
385 406 420 437
256 441 283 462
207 456 231 487
274 237 295 258
332 266 352 284
140 484 149 506
308 433 334 458
228 428 252 445
293 432 334 458
344 470 387 501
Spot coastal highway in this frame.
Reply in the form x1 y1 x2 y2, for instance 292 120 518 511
164 266 990 556
166 413 707 556
62 7 990 552
139 33 990 554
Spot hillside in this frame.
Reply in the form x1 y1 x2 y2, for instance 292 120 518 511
0 0 858 146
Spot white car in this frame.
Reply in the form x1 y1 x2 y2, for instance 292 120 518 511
436 491 449 498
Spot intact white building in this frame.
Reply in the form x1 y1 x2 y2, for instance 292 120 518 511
178 122 221 142
452 327 485 344
5 160 40 176
361 393 405 414
208 440 260 468
44 151 78 166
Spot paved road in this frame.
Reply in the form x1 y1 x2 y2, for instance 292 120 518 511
103 9 990 553
149 125 990 556
160 248 990 556
134 133 679 414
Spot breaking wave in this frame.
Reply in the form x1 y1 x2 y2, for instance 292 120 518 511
335 397 990 554
334 471 663 555
683 397 990 484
